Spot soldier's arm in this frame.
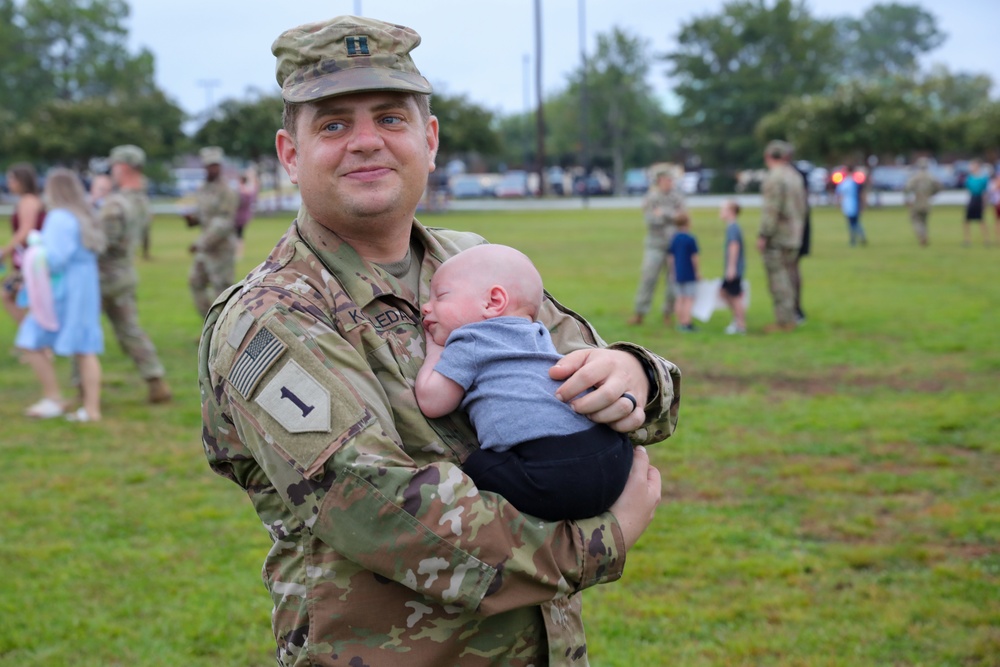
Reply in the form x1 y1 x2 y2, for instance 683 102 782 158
196 190 239 251
99 199 127 252
758 176 782 239
204 297 631 618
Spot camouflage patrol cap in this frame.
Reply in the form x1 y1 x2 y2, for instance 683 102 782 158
109 144 145 168
765 140 794 159
272 15 433 103
199 146 225 166
649 163 679 181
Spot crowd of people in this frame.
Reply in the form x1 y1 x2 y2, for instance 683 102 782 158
1 144 259 422
628 140 809 335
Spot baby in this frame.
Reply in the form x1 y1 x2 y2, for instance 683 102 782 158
415 244 633 520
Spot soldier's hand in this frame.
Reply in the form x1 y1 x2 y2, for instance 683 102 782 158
609 445 661 551
755 236 766 253
550 348 648 433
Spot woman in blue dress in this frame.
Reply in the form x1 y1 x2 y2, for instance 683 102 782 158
16 168 106 422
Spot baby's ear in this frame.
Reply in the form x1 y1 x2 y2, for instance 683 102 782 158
485 285 509 315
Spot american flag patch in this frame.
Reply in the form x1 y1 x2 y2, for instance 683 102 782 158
229 327 287 399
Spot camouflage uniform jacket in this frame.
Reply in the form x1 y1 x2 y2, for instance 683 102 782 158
192 180 238 256
98 188 150 295
758 162 807 250
199 208 682 667
904 171 942 213
642 188 686 245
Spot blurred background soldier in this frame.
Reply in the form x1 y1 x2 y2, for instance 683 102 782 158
628 163 687 326
185 146 238 317
903 157 943 247
97 145 171 403
756 140 806 333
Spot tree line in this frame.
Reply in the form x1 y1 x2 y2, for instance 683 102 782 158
2 0 998 192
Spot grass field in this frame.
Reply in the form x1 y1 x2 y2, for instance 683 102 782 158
1 201 997 666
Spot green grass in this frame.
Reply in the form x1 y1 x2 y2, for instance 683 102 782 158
1 202 997 666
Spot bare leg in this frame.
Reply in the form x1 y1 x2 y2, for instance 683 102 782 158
1 289 26 324
76 353 102 420
21 348 62 402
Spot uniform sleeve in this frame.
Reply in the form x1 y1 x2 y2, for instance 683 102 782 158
758 174 782 239
197 188 238 251
202 294 628 618
99 199 127 254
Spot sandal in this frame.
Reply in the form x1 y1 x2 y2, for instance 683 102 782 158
66 408 99 423
25 398 65 419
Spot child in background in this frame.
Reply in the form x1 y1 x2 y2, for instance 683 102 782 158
414 244 634 521
667 212 700 332
719 200 746 334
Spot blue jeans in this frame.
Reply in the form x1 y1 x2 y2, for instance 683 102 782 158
846 215 867 245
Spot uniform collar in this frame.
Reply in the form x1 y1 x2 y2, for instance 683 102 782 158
293 205 455 311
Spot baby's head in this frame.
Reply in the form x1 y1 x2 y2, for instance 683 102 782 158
719 200 740 222
422 244 543 345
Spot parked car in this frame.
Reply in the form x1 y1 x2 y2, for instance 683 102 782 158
494 170 530 198
623 168 649 195
697 168 717 193
870 165 910 191
449 174 489 199
572 172 613 196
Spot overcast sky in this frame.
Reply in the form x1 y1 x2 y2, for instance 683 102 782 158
127 0 1000 122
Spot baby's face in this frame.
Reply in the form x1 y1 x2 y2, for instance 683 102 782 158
421 262 485 345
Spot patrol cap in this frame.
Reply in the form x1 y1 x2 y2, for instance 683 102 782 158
915 156 930 169
199 146 225 166
109 144 145 168
272 15 433 104
765 140 794 159
649 163 679 181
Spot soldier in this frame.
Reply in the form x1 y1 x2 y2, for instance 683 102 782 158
199 15 679 667
756 140 806 333
628 163 687 326
98 145 172 403
903 157 943 246
185 146 238 317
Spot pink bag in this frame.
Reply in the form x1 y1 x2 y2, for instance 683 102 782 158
21 245 58 332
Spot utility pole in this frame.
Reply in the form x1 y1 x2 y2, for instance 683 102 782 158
534 0 546 198
579 0 589 207
197 78 221 120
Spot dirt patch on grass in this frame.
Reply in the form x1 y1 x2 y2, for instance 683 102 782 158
692 365 966 397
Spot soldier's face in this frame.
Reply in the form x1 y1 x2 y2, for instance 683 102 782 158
276 91 439 234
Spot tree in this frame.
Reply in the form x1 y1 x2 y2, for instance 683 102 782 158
755 80 939 164
6 90 186 167
194 92 285 162
431 92 501 164
833 3 945 79
564 27 668 192
494 28 671 191
664 0 839 168
0 0 184 170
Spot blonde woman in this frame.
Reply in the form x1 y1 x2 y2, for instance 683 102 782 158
16 168 106 421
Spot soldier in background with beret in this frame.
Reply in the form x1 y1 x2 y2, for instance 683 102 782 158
756 140 806 333
198 15 680 667
96 145 171 403
185 146 238 317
